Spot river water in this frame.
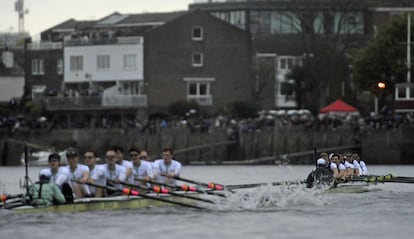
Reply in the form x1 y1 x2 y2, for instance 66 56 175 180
0 165 413 239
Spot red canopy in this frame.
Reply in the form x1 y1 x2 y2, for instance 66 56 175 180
319 99 358 113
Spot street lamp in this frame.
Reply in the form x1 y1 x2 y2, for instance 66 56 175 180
374 82 386 115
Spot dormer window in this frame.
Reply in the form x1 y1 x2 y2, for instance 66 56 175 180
192 26 203 41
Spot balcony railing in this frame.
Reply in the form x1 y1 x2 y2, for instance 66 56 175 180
64 36 143 46
45 95 147 111
187 95 213 106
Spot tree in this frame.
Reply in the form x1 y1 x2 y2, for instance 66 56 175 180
265 0 365 111
353 15 412 94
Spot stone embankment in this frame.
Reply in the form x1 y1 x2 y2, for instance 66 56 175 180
1 126 413 166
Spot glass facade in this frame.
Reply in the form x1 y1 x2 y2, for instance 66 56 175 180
212 9 364 35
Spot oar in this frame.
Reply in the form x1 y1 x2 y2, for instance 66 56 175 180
0 193 24 203
363 174 414 181
112 180 215 204
160 173 233 192
73 180 205 210
135 178 226 198
0 194 25 209
225 180 306 190
347 176 414 184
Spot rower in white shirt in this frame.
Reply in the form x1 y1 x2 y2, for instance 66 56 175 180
64 148 90 199
85 150 106 197
353 152 369 175
344 154 355 178
103 149 127 195
153 148 182 186
329 153 346 180
129 147 154 187
44 152 73 203
113 146 134 184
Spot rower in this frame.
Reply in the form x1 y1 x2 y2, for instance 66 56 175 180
353 152 369 176
29 169 66 207
45 153 74 203
102 149 127 196
85 150 106 197
113 146 134 184
64 148 90 199
129 146 154 188
306 158 333 188
343 151 356 178
329 153 346 181
153 148 182 186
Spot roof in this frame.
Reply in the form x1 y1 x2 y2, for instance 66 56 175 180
114 11 187 26
319 99 358 113
45 11 188 33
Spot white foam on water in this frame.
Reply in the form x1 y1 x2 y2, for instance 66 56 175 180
207 184 329 211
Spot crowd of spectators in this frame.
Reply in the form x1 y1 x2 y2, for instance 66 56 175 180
1 109 413 136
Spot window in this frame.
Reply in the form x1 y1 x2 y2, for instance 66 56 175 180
397 87 406 99
192 52 203 67
270 11 301 34
334 11 364 34
280 59 287 70
70 55 83 71
97 55 110 70
57 58 63 75
192 26 203 41
31 59 44 75
281 81 295 96
123 54 137 70
184 77 215 106
313 12 324 34
410 86 414 99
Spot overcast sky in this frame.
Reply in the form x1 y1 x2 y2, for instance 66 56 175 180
1 0 194 37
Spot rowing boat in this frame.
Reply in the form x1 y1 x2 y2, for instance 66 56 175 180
7 192 200 213
325 184 370 194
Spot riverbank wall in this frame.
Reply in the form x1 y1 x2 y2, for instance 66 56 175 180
1 125 413 165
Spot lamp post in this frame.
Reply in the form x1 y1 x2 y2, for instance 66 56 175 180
375 82 386 115
407 13 411 84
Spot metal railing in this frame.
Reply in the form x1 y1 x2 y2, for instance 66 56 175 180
45 95 147 111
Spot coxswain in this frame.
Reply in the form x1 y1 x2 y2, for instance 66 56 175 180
306 158 334 188
29 169 66 207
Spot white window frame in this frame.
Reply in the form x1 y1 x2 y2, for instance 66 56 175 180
123 54 137 70
192 52 203 67
97 55 110 70
183 77 215 106
56 58 63 75
70 55 83 71
192 26 203 41
31 59 44 75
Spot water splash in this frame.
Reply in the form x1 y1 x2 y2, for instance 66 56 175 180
206 184 329 211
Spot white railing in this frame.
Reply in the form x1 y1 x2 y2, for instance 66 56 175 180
46 95 147 110
28 42 63 50
187 95 213 106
